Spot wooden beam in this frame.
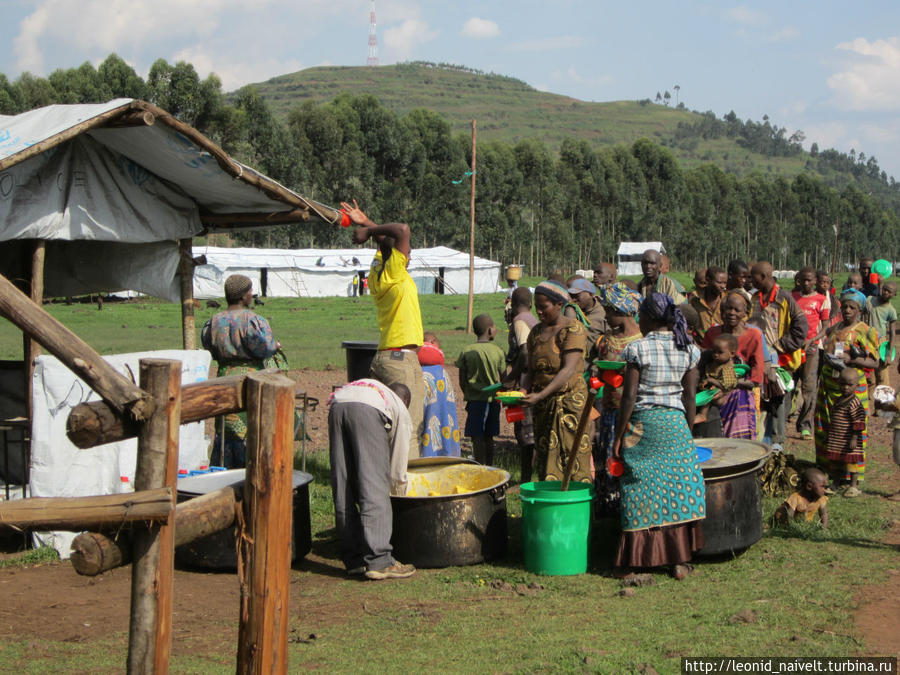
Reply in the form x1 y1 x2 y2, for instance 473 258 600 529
24 240 46 422
199 209 311 226
127 359 181 675
66 371 275 448
70 485 238 576
0 487 172 531
236 371 295 674
105 110 155 128
0 271 155 421
178 239 196 350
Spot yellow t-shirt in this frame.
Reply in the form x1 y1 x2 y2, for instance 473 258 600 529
369 249 424 349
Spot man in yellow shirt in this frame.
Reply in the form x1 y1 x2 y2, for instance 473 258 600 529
343 199 424 458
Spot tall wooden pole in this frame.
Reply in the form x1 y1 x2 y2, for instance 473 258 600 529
127 359 182 675
23 240 45 423
237 371 295 675
178 238 196 350
466 119 477 335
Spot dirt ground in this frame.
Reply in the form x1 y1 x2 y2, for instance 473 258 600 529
1 366 899 662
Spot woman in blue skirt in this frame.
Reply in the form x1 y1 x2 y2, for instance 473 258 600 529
611 292 706 580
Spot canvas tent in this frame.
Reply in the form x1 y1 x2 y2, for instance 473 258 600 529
0 100 342 546
617 241 666 276
193 245 502 298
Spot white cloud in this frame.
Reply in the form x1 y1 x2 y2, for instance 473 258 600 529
509 36 585 52
725 6 768 26
461 17 499 39
769 27 798 42
171 46 304 91
828 37 900 111
383 19 438 62
551 66 612 89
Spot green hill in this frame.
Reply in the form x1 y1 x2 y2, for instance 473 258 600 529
245 62 812 179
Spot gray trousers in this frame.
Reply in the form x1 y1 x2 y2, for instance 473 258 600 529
794 348 819 433
328 402 394 571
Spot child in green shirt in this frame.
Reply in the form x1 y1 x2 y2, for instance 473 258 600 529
456 314 507 465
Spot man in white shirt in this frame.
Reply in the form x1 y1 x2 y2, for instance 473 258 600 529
328 378 416 580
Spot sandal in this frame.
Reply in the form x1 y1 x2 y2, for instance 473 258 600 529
671 564 695 581
843 486 862 498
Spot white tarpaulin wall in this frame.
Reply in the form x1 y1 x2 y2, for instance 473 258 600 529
193 245 502 298
616 241 666 276
30 349 211 558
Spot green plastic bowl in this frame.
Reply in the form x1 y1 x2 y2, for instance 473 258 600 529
481 382 502 393
733 363 750 378
695 388 719 407
593 360 626 370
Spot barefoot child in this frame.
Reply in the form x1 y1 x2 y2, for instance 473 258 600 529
773 467 829 527
865 281 897 387
821 367 868 496
456 314 507 465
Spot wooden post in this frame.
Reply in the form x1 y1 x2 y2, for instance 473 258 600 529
465 119 477 335
236 371 295 675
0 271 155 421
23 240 46 423
127 359 182 675
178 239 196 350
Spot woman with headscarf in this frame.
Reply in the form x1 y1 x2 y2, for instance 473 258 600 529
701 290 766 439
611 292 706 579
519 280 591 483
815 288 878 496
591 282 643 516
201 274 282 467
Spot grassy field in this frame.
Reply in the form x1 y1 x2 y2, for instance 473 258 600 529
1 271 897 672
246 64 820 180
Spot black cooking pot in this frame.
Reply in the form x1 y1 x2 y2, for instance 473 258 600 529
694 438 771 556
174 469 313 570
390 458 509 568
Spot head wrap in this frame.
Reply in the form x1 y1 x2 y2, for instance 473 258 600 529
567 278 597 295
224 274 253 303
599 282 641 316
639 292 691 351
840 288 867 308
534 279 570 305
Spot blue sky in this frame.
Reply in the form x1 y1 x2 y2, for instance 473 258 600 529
2 0 900 176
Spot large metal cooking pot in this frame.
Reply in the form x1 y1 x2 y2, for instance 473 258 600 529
390 457 509 568
174 469 313 570
695 437 771 556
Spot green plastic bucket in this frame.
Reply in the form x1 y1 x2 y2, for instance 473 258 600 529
520 481 594 575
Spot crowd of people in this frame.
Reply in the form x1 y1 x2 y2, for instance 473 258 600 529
200 204 900 581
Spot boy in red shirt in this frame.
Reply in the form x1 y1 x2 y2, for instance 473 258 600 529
791 267 830 438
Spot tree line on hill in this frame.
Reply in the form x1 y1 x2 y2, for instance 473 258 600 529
2 54 897 272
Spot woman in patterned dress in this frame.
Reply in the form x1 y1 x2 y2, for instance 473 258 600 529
814 289 878 496
519 280 591 483
612 292 706 579
592 282 643 516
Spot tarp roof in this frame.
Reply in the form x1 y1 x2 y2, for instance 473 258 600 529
0 98 341 234
617 241 666 256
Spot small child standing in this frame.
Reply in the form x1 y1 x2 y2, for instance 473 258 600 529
865 281 897 387
456 314 507 465
845 272 863 292
773 467 829 527
821 367 867 497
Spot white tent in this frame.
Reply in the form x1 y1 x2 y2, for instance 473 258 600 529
0 99 340 300
193 245 502 298
616 241 666 276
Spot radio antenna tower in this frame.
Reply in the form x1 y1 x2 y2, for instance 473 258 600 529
367 0 379 66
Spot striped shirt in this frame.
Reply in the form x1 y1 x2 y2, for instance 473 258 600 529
622 331 701 412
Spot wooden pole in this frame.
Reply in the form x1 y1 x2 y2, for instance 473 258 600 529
465 119 477 335
23 240 46 424
178 239 196 350
0 487 172 531
67 370 283 449
127 359 181 675
70 485 238 576
560 387 599 491
0 272 155 421
236 371 295 675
